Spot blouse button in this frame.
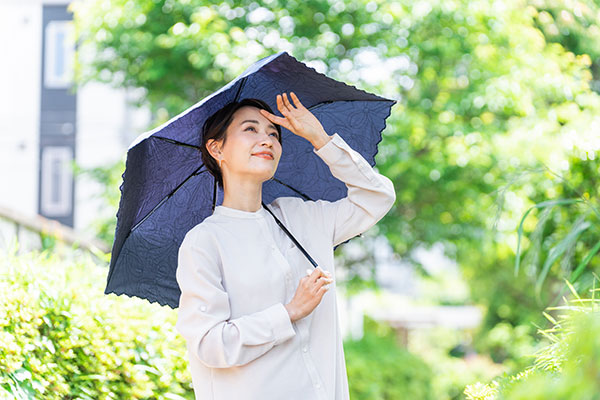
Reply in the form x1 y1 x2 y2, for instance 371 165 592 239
302 346 308 353
315 383 321 389
200 306 207 312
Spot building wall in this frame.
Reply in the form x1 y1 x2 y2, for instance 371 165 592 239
0 2 42 218
39 4 77 226
75 83 149 234
0 0 150 233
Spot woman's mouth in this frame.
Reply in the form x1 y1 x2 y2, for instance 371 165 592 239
253 153 274 160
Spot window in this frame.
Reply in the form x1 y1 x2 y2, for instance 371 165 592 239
40 146 73 216
44 21 74 89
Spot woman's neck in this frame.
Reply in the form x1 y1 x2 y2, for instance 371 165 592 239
221 176 264 212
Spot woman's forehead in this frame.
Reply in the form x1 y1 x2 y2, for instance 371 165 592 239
233 106 276 129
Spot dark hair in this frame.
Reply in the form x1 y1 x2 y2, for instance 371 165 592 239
200 98 282 188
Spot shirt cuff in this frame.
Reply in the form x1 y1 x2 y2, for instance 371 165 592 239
264 303 296 345
313 132 382 187
313 133 345 164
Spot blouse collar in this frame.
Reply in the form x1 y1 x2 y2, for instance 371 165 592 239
213 204 267 219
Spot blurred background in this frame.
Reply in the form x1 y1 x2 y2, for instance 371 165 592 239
1 0 599 399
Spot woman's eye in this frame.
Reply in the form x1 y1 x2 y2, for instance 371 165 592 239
245 126 256 132
270 132 278 138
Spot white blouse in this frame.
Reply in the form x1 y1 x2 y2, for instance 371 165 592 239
176 132 396 400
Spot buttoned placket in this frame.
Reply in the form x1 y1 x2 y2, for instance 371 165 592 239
295 318 328 399
258 216 328 400
256 217 294 294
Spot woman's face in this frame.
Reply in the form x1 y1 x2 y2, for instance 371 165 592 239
217 106 282 184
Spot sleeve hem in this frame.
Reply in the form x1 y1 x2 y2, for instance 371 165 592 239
313 133 383 188
265 303 296 345
313 133 345 163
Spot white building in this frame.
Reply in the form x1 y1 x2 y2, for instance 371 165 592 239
0 0 149 233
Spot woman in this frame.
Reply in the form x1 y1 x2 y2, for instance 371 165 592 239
176 92 395 400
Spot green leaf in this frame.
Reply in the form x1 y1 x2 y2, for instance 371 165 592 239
535 218 591 295
569 240 600 284
514 199 583 277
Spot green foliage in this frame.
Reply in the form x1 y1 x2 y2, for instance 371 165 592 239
0 249 193 399
532 0 600 91
405 323 506 400
513 189 600 298
465 281 600 400
381 0 600 333
344 317 434 400
71 0 393 119
474 322 538 370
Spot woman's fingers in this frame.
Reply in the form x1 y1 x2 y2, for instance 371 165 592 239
259 109 287 126
289 267 332 321
277 94 291 116
278 92 302 118
260 108 295 134
259 108 276 121
290 92 305 110
305 268 333 291
307 268 322 283
318 275 333 283
282 92 297 111
277 95 299 132
273 92 324 140
306 268 332 279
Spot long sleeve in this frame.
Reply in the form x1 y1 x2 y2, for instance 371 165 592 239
175 228 296 369
310 132 396 247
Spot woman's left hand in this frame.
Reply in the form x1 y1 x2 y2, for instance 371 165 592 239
260 92 329 145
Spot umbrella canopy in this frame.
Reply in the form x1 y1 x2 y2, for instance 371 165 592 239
105 51 396 308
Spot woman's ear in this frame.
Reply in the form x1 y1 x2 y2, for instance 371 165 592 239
206 138 222 162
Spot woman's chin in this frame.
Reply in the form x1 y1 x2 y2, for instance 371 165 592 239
259 171 277 183
248 166 278 181
232 166 277 184
261 173 276 183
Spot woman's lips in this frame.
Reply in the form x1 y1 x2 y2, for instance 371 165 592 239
253 153 274 160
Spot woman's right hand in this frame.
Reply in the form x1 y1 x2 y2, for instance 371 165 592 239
284 267 333 323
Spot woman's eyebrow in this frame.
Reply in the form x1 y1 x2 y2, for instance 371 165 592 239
240 119 278 131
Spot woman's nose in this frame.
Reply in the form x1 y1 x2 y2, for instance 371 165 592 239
260 131 276 145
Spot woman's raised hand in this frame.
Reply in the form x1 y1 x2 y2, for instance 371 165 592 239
259 92 328 144
284 267 333 323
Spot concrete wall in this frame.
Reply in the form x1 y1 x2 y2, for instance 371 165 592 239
0 2 42 218
0 0 150 234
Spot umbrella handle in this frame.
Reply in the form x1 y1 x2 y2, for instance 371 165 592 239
262 201 319 269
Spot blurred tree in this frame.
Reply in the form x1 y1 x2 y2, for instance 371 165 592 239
72 0 392 118
71 0 600 340
532 0 600 92
465 281 600 400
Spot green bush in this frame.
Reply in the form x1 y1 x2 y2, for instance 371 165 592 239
0 249 193 399
474 322 538 371
2 248 437 399
344 317 434 400
409 326 507 400
465 282 600 400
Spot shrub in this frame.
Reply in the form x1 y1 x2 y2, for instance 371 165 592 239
465 281 600 400
0 249 193 399
344 317 435 400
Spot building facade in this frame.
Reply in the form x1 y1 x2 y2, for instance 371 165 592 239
0 0 149 232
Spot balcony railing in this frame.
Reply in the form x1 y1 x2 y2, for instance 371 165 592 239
0 205 110 255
